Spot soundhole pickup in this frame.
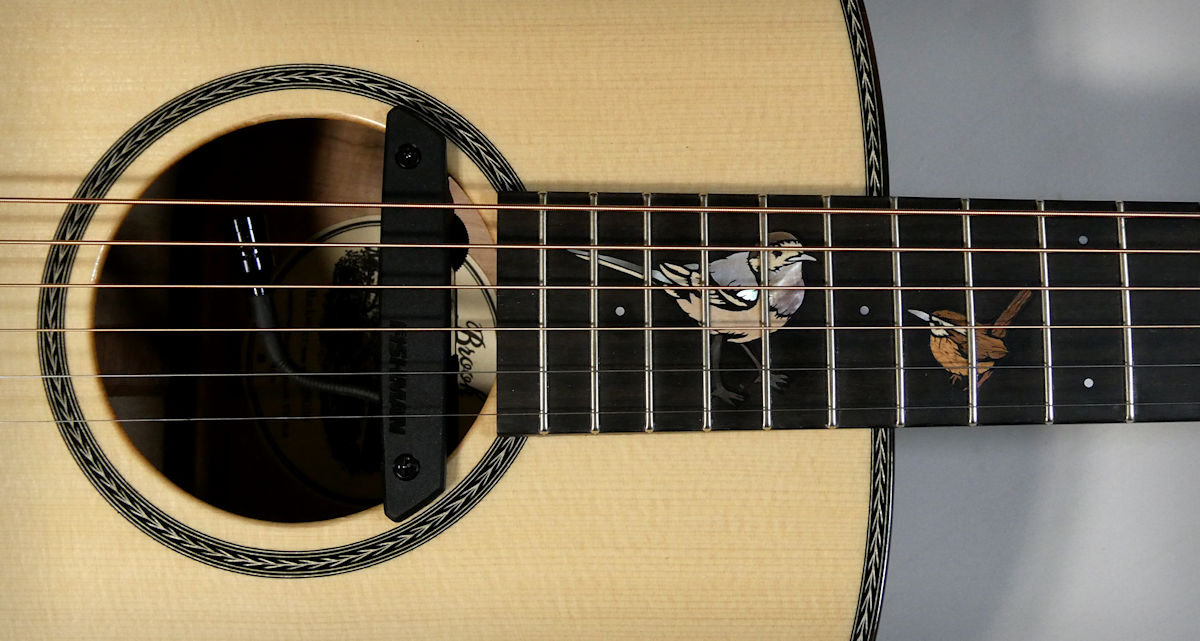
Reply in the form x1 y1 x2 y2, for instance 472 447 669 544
379 107 465 521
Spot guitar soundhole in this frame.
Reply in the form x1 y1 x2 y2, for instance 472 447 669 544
94 119 478 523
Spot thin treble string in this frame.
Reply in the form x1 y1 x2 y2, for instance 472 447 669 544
5 237 1200 255
1 195 1198 220
4 361 1198 381
9 283 1200 293
12 323 1200 332
2 398 1198 426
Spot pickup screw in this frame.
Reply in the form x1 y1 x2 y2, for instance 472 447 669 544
393 454 421 481
395 143 421 169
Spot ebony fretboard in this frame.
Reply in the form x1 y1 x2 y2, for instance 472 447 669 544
495 192 1200 434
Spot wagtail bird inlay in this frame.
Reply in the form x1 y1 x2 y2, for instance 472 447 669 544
569 231 816 403
908 289 1032 388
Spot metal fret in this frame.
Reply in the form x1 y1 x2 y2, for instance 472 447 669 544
537 191 549 434
889 198 905 426
1120 201 1200 423
1037 200 1055 423
588 192 600 434
759 195 773 430
700 194 713 431
962 199 979 425
823 197 837 427
1117 201 1135 422
643 193 655 432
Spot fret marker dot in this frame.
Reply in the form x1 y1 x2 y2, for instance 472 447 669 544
1083 377 1095 389
1078 235 1089 245
615 306 626 317
859 305 870 316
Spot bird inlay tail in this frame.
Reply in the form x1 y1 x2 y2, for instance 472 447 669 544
990 289 1032 338
566 249 668 284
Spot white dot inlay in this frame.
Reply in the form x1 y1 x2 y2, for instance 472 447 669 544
1084 377 1095 389
1078 235 1089 245
859 305 870 316
615 306 626 317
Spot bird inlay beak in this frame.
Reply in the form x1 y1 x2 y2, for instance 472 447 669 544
908 309 969 335
785 253 817 264
907 309 931 322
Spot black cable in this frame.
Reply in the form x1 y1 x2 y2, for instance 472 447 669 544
233 213 381 405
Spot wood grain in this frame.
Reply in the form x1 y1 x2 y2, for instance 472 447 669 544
0 1 876 638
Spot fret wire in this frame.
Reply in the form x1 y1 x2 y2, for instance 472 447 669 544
823 198 837 428
588 192 600 434
1037 201 1055 423
890 199 905 427
759 195 772 430
1117 202 1136 422
963 199 979 425
643 193 655 433
537 192 549 435
700 195 713 432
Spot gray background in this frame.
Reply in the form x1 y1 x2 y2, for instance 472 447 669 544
865 1 1200 639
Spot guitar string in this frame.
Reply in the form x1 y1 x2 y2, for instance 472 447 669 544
4 237 1199 255
2 362 1190 376
10 323 1200 332
7 282 1193 329
1 195 1198 220
1 398 1197 426
2 360 1196 380
8 283 1200 293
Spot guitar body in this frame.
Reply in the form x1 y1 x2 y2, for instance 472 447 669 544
0 2 891 639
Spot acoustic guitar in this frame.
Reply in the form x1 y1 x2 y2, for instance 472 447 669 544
2 2 1196 640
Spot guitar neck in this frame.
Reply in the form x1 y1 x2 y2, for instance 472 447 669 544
494 192 1200 432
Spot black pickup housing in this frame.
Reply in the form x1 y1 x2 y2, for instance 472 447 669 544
379 107 457 522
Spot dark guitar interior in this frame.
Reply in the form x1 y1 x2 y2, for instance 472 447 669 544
94 119 471 522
